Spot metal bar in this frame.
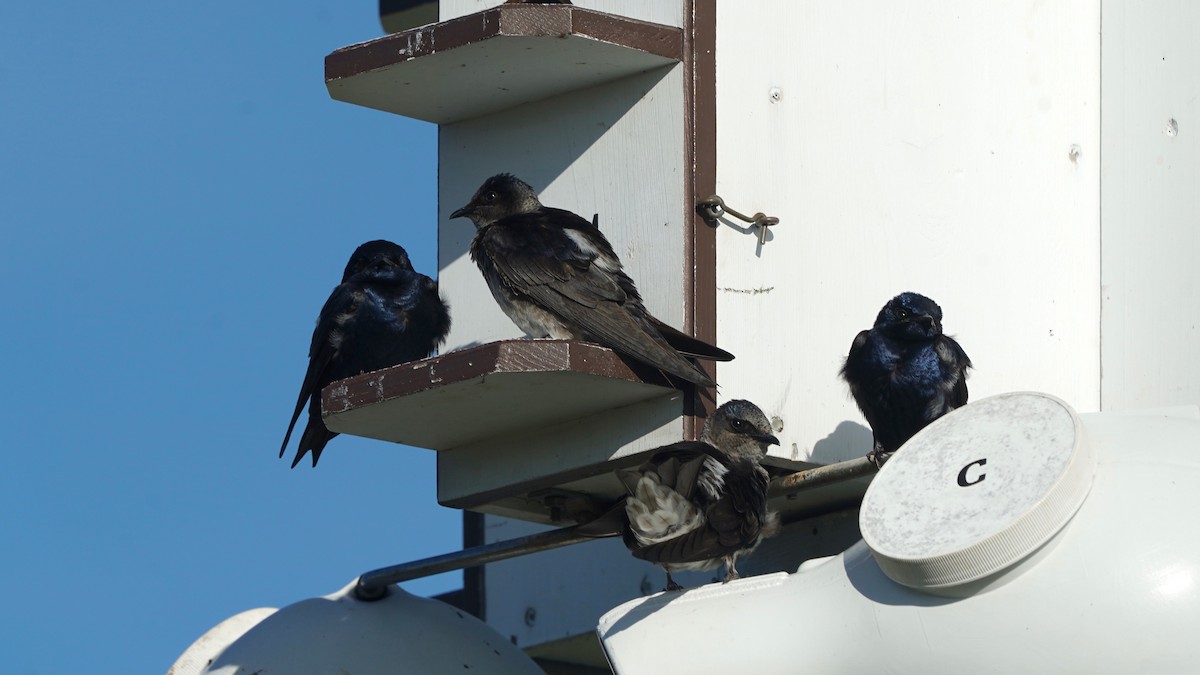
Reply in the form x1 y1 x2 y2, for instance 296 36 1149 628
769 456 878 497
355 456 878 600
355 525 598 600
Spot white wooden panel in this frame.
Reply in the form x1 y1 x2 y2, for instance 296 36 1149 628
479 509 863 652
437 394 683 510
441 0 683 28
479 518 661 650
715 1 1102 463
1101 0 1200 410
439 65 686 351
478 516 758 650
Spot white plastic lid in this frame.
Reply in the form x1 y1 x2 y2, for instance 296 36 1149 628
860 392 1095 589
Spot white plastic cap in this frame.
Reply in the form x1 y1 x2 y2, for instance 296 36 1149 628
860 392 1095 589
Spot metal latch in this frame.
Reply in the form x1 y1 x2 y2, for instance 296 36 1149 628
697 195 780 245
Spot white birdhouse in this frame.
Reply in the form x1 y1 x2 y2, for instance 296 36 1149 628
302 0 1200 670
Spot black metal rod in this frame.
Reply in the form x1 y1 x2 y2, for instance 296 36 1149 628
355 525 598 600
354 456 877 600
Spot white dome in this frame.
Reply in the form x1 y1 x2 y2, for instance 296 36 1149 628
174 580 541 675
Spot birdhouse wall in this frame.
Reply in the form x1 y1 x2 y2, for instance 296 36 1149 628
1100 0 1200 411
438 66 688 351
713 0 1110 464
435 58 694 508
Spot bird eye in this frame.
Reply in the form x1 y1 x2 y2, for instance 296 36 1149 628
729 419 748 431
483 191 498 202
895 308 910 319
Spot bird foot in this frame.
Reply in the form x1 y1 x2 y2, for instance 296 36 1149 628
866 448 894 469
664 573 684 592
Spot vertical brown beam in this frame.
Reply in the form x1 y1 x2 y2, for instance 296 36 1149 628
682 0 718 440
460 511 486 618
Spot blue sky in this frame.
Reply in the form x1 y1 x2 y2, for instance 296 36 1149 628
0 3 460 672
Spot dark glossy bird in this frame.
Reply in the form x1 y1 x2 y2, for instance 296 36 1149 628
840 292 971 466
280 240 450 468
449 174 733 388
580 399 780 590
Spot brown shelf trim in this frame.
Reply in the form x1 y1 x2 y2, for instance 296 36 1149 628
326 4 684 82
321 338 673 415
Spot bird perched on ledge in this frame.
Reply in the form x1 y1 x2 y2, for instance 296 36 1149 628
580 399 780 590
841 291 971 466
280 240 450 468
450 173 733 388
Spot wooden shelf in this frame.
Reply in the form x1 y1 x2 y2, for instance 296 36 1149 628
321 339 677 451
325 4 683 123
320 338 869 524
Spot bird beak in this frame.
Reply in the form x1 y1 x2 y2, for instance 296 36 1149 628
752 432 781 447
449 205 470 219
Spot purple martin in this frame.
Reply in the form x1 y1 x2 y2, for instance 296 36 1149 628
280 240 450 468
840 292 971 465
581 400 780 590
449 174 733 388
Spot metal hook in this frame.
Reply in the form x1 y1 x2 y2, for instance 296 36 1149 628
696 195 780 245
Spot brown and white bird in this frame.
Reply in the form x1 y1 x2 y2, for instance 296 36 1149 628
582 399 780 590
449 174 733 388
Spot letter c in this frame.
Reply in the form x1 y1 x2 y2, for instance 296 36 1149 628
957 458 987 487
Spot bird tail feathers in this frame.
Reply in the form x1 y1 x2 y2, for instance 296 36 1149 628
649 317 735 362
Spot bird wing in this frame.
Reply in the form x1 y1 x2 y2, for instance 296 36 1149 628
279 282 357 467
481 212 714 386
416 276 452 350
628 446 770 565
703 464 772 549
630 465 770 565
641 441 728 501
486 210 628 307
936 335 972 408
583 210 730 362
841 330 871 374
585 441 727 546
839 329 873 404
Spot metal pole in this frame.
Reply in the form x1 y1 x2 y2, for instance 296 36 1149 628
355 525 600 600
770 456 878 496
354 456 878 600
